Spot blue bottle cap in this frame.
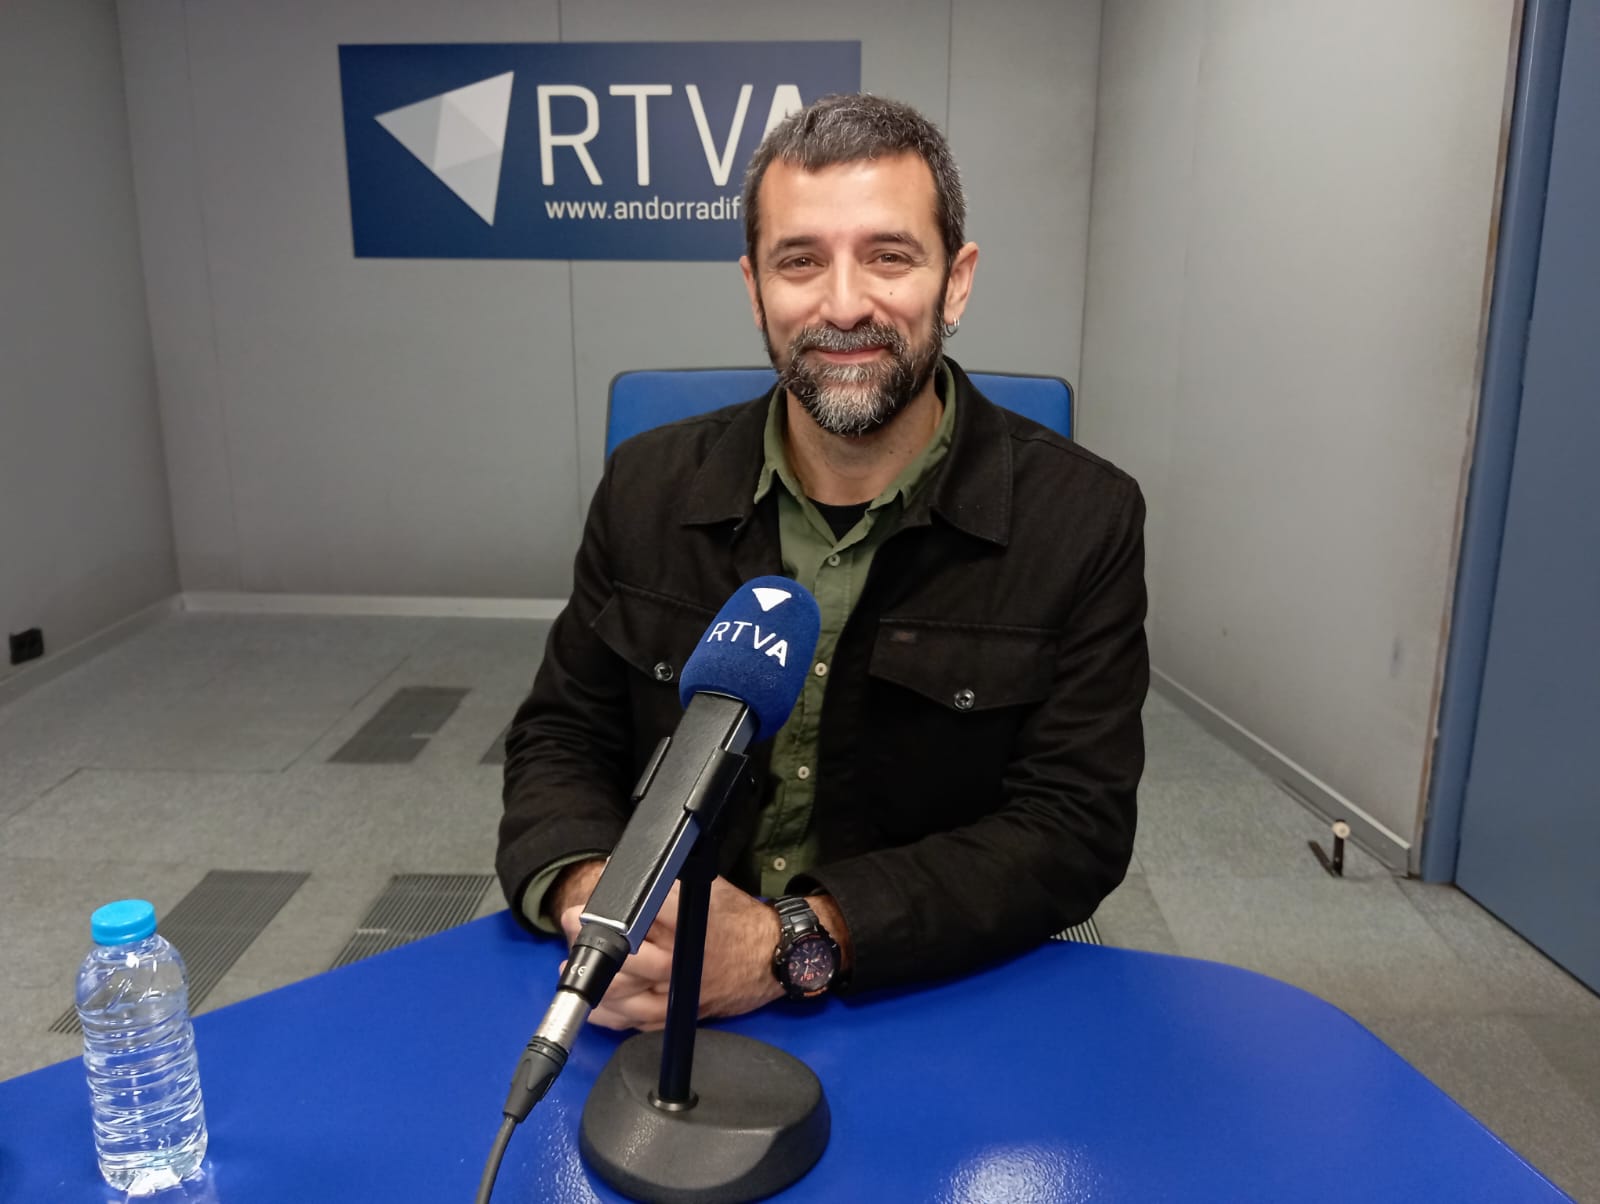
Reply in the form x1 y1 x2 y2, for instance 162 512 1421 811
91 899 158 945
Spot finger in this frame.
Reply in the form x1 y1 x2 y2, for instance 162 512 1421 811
621 941 675 982
589 991 670 1032
651 883 681 932
644 914 678 949
559 905 583 945
604 967 669 1000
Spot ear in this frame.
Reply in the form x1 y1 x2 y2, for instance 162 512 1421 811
739 255 765 331
942 242 979 327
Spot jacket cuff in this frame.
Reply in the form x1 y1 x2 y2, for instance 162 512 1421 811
497 819 623 936
518 852 608 934
788 856 918 995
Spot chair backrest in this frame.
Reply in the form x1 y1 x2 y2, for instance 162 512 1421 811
604 367 1072 458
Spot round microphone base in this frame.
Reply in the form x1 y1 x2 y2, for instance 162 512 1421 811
579 1029 829 1204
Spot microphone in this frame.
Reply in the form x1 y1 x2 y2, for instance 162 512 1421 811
494 577 820 1132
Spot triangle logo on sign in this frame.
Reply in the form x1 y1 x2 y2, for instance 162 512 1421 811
751 587 792 612
376 72 514 225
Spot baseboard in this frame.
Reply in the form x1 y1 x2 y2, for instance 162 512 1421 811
1150 667 1413 874
180 592 568 620
0 595 183 711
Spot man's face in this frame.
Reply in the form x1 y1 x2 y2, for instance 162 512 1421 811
741 154 975 438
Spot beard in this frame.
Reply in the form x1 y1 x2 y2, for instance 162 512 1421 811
761 313 944 438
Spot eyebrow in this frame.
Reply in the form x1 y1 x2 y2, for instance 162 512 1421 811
767 231 930 257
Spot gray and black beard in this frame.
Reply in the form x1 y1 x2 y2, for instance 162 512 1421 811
764 318 943 438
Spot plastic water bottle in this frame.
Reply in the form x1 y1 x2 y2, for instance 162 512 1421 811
76 899 208 1193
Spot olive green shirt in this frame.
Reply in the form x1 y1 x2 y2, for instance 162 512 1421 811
747 363 957 896
520 363 956 928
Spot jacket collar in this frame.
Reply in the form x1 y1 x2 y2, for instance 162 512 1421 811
680 355 1012 547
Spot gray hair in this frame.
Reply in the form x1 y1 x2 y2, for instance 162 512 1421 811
741 93 966 268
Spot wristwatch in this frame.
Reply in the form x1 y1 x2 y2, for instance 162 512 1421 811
771 896 841 999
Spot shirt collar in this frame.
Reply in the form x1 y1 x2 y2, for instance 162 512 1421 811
681 355 1012 547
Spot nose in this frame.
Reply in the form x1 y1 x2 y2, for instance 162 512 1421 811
816 260 875 332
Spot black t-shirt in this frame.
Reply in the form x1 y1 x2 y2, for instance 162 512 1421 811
808 499 870 541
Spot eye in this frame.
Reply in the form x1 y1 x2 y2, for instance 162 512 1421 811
779 255 817 271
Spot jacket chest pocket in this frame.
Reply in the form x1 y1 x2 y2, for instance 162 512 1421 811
592 586 715 765
863 621 1057 835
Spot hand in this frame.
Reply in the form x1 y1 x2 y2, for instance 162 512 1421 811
559 877 785 1032
545 858 606 924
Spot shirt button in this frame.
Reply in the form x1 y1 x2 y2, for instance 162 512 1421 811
953 688 976 711
814 662 828 677
773 856 788 872
796 766 811 780
652 661 674 683
826 554 841 567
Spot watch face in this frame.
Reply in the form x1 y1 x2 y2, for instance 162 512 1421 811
785 934 835 993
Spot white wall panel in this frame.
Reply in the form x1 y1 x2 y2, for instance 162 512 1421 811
122 0 579 598
0 0 177 681
1082 0 1518 847
948 0 1101 390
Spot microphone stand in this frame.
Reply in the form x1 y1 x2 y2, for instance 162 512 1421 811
655 830 716 1110
579 789 831 1204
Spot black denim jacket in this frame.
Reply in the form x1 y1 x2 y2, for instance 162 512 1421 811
497 358 1148 994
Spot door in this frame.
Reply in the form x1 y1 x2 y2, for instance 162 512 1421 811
1455 0 1600 992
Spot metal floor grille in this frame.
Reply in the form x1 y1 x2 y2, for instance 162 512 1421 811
330 686 468 764
481 723 510 766
51 870 309 1035
328 873 495 970
1051 916 1104 946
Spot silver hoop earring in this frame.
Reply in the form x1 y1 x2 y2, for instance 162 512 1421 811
942 319 960 337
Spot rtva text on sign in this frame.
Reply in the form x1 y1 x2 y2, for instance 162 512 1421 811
340 41 861 261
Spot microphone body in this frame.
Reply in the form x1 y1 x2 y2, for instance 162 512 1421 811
579 692 754 952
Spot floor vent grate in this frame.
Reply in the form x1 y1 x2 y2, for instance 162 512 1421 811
330 686 469 764
328 872 495 970
51 869 309 1035
1052 916 1104 946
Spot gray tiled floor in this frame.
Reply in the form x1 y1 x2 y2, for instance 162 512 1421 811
2 614 1597 1200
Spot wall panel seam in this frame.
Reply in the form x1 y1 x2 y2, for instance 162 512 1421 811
180 0 242 590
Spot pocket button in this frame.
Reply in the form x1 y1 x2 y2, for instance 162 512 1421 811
953 688 976 711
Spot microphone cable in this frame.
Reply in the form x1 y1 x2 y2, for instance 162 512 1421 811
474 934 619 1202
474 1116 516 1204
473 1021 576 1201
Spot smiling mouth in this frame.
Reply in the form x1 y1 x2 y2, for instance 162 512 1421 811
810 346 887 361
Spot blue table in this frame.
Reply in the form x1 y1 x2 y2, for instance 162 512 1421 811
0 912 1569 1202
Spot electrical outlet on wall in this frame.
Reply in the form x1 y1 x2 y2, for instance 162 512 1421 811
8 628 44 665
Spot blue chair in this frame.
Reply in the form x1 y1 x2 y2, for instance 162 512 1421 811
604 367 1073 458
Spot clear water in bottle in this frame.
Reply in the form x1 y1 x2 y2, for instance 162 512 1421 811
76 899 208 1194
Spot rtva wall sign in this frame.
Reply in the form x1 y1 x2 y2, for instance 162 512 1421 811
339 42 861 261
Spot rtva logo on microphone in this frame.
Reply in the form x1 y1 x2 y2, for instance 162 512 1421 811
704 587 794 667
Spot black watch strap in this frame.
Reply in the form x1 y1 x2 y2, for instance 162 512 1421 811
774 895 824 936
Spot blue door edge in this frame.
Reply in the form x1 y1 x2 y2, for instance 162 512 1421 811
1419 0 1572 882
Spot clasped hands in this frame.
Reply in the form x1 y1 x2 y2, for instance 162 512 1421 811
548 859 786 1032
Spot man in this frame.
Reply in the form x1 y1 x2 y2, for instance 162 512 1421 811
497 94 1147 1031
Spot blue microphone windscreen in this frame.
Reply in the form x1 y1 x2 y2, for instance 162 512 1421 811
679 577 822 742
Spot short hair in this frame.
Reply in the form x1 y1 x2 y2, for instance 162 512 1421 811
741 93 966 268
